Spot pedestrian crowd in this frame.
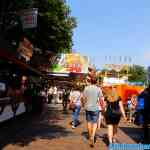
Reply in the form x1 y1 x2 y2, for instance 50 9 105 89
45 76 149 147
66 77 127 147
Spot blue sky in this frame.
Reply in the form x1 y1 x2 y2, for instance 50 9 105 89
66 0 150 68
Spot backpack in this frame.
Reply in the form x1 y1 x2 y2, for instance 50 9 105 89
98 97 105 111
105 101 121 119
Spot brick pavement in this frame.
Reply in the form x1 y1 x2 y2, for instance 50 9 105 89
0 104 142 150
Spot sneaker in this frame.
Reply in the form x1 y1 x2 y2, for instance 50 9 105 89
72 125 76 129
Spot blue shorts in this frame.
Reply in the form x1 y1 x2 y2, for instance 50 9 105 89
86 110 100 123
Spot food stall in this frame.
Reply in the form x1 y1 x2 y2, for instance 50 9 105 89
0 49 44 123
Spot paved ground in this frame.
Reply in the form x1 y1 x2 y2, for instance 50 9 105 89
0 103 145 150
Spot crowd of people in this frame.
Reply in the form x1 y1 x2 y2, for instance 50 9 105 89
65 78 127 147
57 79 149 147
42 76 149 147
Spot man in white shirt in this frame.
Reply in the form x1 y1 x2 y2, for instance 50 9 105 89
69 87 81 128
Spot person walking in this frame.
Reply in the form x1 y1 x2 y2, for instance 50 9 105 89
53 86 57 104
104 86 127 145
128 95 137 123
69 87 82 129
48 87 53 104
82 78 102 147
62 89 69 111
140 85 150 142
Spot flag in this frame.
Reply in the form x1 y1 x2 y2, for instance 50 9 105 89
105 56 107 61
109 56 111 61
119 56 122 63
124 56 127 63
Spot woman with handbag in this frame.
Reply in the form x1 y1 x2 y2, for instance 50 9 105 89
69 87 82 129
104 86 127 144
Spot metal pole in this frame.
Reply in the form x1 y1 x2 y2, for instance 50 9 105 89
127 65 129 83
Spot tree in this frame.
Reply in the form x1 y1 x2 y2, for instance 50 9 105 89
119 65 128 77
0 0 23 51
128 65 146 82
0 0 76 53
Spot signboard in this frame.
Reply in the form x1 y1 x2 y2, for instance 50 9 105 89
103 77 127 85
17 37 33 62
19 8 38 29
49 53 89 74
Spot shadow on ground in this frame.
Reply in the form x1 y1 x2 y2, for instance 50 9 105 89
81 131 109 146
119 126 144 143
0 104 73 149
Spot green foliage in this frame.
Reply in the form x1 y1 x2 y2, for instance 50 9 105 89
120 68 127 75
24 0 76 52
128 65 146 82
101 65 146 83
0 0 76 53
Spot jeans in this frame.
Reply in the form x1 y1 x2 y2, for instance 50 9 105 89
86 110 100 123
72 105 81 126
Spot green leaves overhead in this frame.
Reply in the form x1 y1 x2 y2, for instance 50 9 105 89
0 0 77 53
29 0 76 52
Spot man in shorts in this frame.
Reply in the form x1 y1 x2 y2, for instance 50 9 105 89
82 78 102 147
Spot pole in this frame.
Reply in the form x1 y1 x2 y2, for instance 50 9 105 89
127 65 129 83
117 71 119 79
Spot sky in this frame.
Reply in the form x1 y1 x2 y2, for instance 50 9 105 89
66 0 150 68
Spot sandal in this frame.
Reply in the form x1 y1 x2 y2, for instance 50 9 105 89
89 137 95 147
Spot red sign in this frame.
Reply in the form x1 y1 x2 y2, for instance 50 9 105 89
19 8 38 29
66 64 82 73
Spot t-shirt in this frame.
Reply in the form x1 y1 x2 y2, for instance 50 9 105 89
127 100 132 109
48 88 53 95
69 90 81 106
53 87 57 95
83 85 101 111
106 99 121 112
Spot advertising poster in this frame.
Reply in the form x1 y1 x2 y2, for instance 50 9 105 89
49 53 89 74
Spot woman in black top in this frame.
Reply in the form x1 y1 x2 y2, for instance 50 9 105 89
104 86 127 144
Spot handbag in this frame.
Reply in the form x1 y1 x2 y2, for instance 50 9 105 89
98 97 105 111
69 102 76 110
69 92 81 110
105 103 121 118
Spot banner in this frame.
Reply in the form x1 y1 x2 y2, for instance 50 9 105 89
19 8 38 29
49 53 89 74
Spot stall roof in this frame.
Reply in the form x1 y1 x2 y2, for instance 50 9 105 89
0 49 44 77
